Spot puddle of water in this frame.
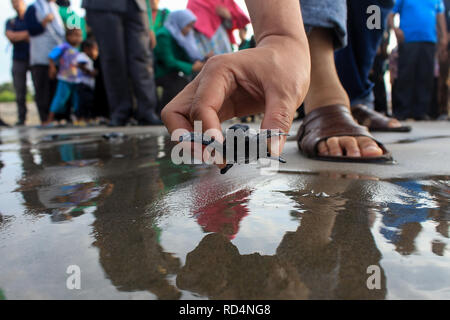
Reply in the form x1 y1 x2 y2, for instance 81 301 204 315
0 128 449 300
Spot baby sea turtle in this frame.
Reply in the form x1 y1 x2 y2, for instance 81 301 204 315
179 124 288 174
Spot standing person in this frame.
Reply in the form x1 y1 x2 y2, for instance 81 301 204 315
25 0 65 124
370 32 390 115
437 0 450 120
147 0 169 33
5 0 30 126
154 10 205 112
82 0 162 126
146 0 169 49
187 0 250 56
388 0 448 120
56 0 87 40
43 28 83 126
334 0 410 132
76 39 99 123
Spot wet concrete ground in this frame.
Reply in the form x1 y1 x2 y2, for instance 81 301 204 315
0 121 449 299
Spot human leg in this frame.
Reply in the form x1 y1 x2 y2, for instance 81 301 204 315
12 60 29 124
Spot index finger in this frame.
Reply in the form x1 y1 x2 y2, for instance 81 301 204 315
188 57 238 143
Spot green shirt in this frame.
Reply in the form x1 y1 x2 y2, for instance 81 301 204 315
154 27 193 79
146 2 169 32
59 7 87 40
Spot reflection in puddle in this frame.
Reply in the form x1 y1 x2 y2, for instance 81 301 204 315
0 129 448 299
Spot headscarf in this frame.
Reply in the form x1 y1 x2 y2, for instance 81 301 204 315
187 0 250 43
34 0 65 42
164 10 204 62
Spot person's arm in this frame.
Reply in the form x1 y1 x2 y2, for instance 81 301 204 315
437 13 448 60
48 59 58 79
24 6 45 36
5 30 29 43
162 0 310 157
78 62 98 77
5 20 16 42
388 12 404 44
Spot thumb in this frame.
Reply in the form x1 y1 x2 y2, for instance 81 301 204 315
189 57 237 144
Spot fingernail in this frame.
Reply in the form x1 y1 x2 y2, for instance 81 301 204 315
364 145 379 151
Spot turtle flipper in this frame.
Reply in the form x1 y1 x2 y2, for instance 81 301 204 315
179 132 216 147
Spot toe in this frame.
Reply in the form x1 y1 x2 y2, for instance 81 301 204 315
326 137 343 156
388 118 402 128
357 136 383 157
339 136 361 157
317 141 329 156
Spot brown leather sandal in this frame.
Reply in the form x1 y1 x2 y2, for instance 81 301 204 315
351 104 412 132
297 105 393 163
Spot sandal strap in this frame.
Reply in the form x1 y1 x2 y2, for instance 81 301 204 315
351 104 392 129
298 105 377 156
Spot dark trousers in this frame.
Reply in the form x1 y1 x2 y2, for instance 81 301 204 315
437 52 449 117
370 54 388 114
77 84 95 119
12 59 29 123
86 1 158 124
395 42 436 120
93 58 110 119
31 65 57 123
335 0 393 103
155 72 189 114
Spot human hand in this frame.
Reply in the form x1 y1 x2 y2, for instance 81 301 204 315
43 14 55 25
394 28 404 44
215 5 232 20
162 35 311 159
439 40 448 62
192 61 205 73
48 65 57 79
149 30 157 49
204 51 214 60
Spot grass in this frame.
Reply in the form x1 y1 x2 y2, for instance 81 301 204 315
0 82 34 103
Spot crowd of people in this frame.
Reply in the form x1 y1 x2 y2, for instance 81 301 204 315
1 0 449 160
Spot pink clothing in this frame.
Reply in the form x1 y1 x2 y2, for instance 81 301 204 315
187 0 250 44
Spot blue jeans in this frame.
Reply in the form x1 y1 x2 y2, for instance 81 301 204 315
50 80 79 115
335 0 394 106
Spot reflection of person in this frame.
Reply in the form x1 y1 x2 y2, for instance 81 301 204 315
25 0 65 123
82 0 162 126
90 137 184 299
193 189 250 240
163 0 393 165
5 0 30 126
177 174 387 300
154 10 205 113
382 179 449 257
